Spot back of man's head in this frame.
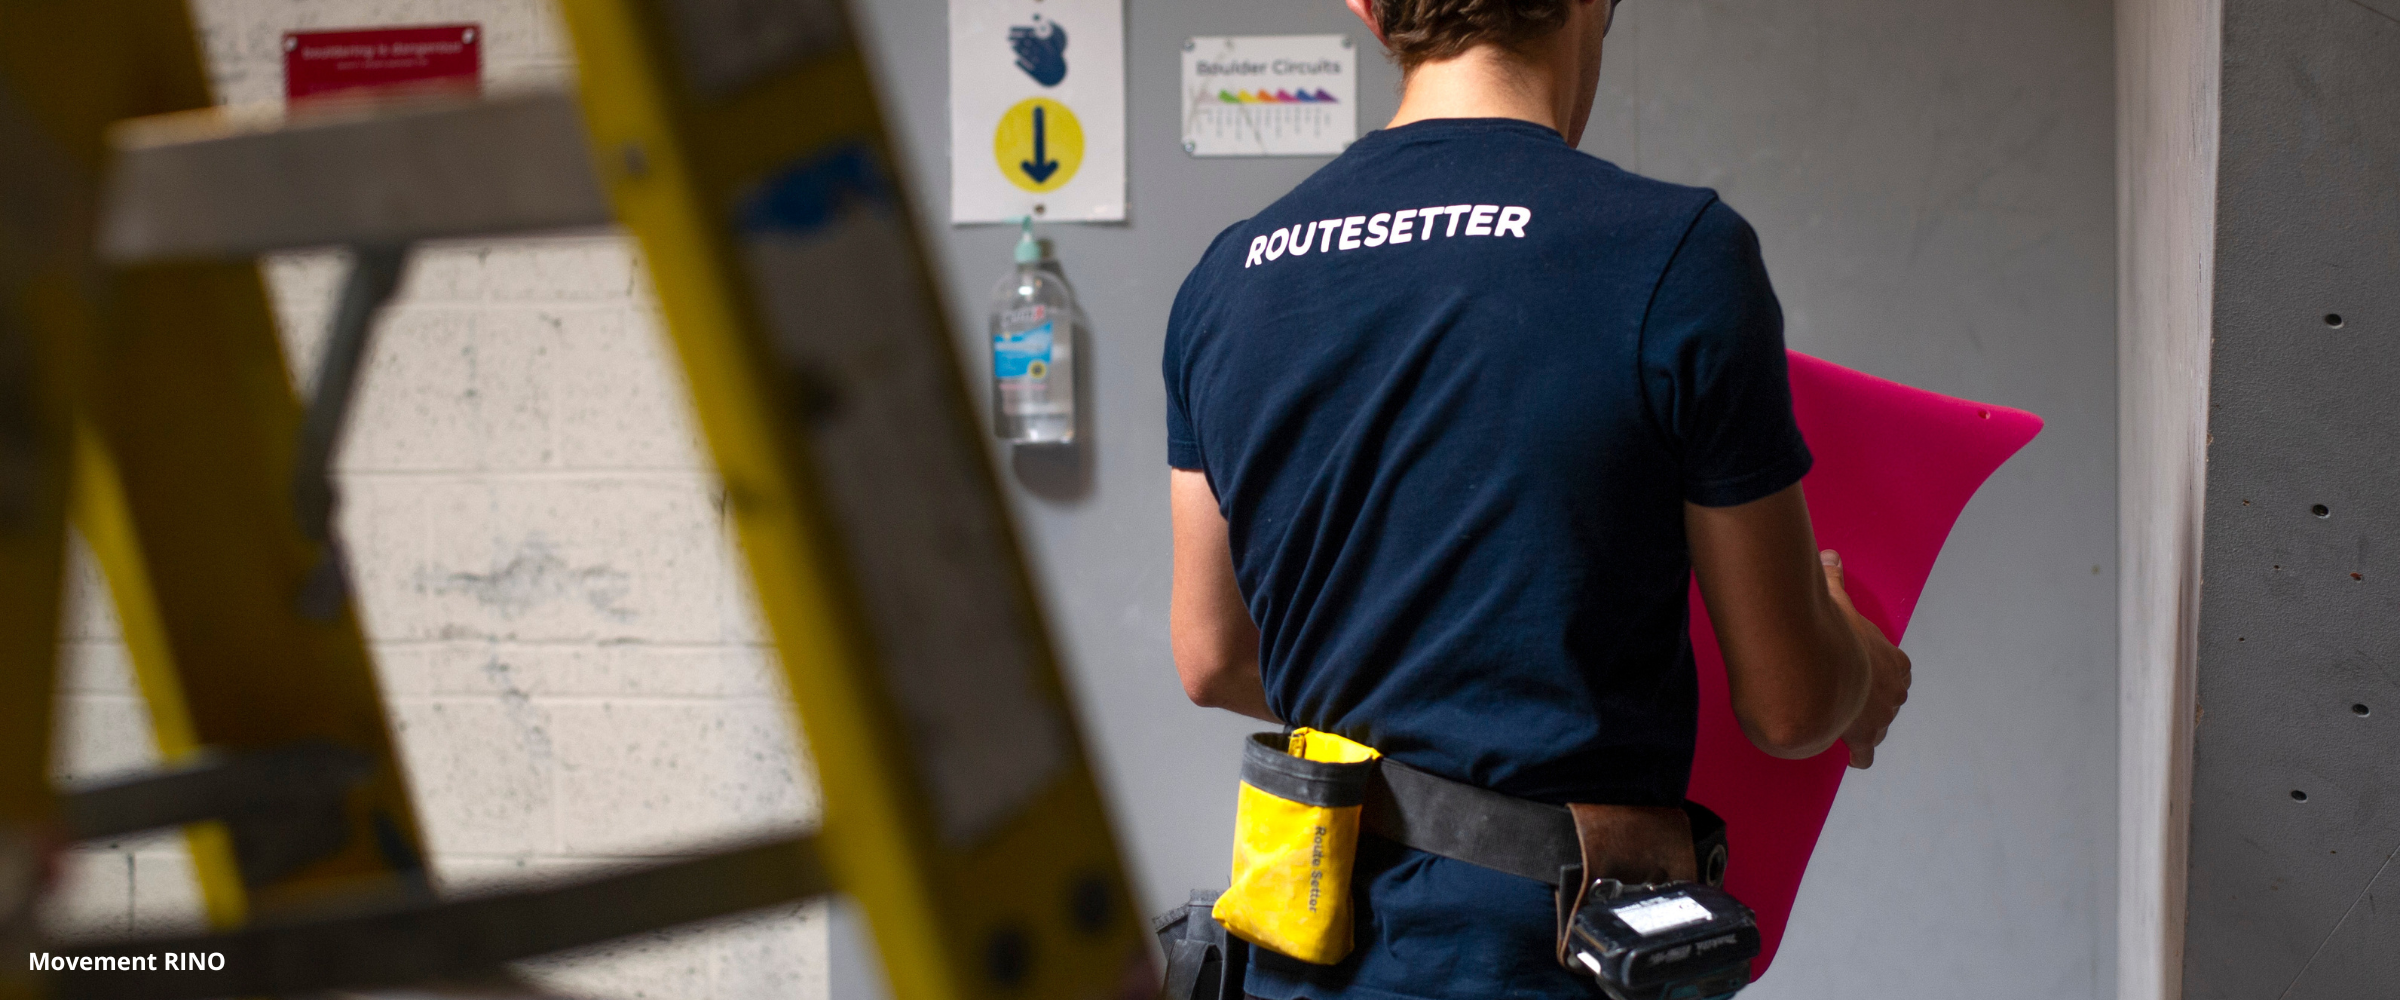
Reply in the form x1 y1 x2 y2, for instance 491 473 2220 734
1370 0 1577 69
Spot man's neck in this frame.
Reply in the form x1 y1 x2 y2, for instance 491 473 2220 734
1385 42 1579 140
1388 48 1562 135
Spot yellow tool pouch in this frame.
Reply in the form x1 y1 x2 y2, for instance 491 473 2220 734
1212 729 1380 965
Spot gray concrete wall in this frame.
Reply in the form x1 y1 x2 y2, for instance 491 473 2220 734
853 1 2119 998
2182 0 2400 996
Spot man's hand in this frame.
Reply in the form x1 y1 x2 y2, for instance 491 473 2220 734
1820 551 1912 768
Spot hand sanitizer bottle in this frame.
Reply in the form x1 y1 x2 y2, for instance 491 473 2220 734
989 217 1076 444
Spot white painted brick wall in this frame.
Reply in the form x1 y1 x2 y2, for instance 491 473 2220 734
41 4 824 997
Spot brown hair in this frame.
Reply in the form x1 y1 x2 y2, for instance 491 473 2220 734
1372 0 1578 69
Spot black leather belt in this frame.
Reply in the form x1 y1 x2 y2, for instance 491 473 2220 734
1359 758 1728 889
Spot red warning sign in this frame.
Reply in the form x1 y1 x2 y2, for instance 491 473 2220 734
284 24 481 103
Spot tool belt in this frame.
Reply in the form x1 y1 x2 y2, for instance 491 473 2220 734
1366 753 1730 969
1210 730 1730 969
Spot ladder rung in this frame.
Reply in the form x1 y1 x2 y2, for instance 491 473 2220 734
36 833 828 1000
99 89 614 262
58 742 371 842
59 741 382 887
324 975 600 1000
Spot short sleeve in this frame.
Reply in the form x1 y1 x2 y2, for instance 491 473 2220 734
1639 200 1813 507
1162 240 1214 471
1165 348 1202 471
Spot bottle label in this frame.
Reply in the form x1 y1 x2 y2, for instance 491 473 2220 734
993 321 1054 380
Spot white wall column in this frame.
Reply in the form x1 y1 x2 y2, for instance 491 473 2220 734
2114 0 2218 997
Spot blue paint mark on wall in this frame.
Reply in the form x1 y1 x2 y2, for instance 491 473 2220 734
737 144 894 235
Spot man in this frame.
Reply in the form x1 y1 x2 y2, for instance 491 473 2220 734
1163 0 1913 997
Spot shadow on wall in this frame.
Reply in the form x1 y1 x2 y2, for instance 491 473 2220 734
1009 252 1095 502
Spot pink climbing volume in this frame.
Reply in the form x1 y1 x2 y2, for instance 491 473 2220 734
1685 351 2043 978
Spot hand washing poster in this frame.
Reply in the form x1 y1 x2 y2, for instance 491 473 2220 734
950 0 1125 223
1182 35 1358 157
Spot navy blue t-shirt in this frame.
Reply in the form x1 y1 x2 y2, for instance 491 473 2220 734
1162 118 1810 1000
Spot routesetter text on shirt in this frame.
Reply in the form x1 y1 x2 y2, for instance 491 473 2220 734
1245 204 1532 266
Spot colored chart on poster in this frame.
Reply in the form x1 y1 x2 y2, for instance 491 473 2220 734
950 0 1124 223
1686 351 2042 979
1182 35 1357 157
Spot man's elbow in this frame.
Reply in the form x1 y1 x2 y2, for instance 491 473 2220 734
1738 709 1843 760
1174 649 1240 709
1180 669 1250 711
1182 673 1228 709
1730 645 1868 759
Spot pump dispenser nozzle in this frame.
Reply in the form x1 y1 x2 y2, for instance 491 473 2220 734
1014 216 1042 265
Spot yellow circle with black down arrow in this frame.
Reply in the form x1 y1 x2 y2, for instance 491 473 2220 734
994 97 1083 194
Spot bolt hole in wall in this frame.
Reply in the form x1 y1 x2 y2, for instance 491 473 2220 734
2352 703 2371 717
2291 790 2309 802
2311 504 2331 518
2323 313 2344 328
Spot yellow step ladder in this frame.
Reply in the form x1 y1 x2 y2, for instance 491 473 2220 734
0 2 1145 999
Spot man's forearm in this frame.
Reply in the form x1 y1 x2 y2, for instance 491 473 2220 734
1169 468 1282 724
1688 487 1877 758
